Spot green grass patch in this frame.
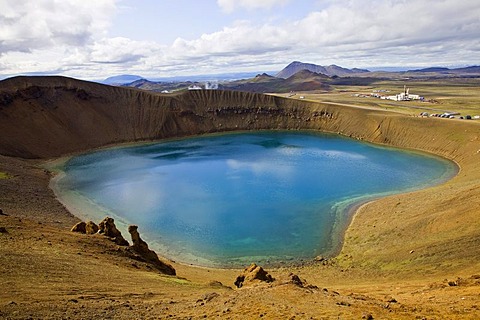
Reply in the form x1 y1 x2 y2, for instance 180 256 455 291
0 171 10 179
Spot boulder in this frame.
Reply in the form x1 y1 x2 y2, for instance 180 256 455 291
85 220 99 234
70 221 86 233
98 217 129 246
234 263 274 288
290 273 304 287
286 273 318 289
128 225 176 276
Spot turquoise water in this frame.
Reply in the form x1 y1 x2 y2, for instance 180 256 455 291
56 132 455 267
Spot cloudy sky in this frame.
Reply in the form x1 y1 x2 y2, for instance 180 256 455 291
1 0 479 80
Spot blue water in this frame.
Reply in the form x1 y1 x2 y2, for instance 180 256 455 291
56 132 455 267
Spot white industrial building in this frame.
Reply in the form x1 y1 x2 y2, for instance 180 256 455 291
382 85 422 101
188 84 202 90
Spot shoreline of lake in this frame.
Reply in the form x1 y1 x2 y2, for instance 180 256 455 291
48 131 458 269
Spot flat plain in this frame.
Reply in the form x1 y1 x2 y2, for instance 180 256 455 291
280 78 480 116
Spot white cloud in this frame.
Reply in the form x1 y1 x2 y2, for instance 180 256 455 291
89 37 159 64
159 0 480 70
226 159 293 178
170 22 291 57
0 0 116 53
1 0 479 79
217 0 291 13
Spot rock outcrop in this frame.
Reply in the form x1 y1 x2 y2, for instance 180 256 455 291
98 217 129 246
284 273 318 290
85 220 99 234
69 219 176 275
234 263 275 288
70 221 86 233
128 225 176 276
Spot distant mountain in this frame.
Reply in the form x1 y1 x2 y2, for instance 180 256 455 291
406 66 480 74
125 79 147 86
222 70 331 93
121 70 331 94
106 71 279 84
250 73 277 82
276 61 369 78
283 70 331 91
450 66 480 74
286 69 330 81
122 78 201 92
408 67 450 73
118 63 480 95
148 71 277 82
126 79 158 88
103 74 144 85
221 73 285 93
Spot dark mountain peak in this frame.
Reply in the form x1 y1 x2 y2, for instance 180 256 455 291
287 61 304 66
406 65 480 74
409 67 450 73
450 66 480 73
287 69 329 80
351 68 370 73
276 61 369 79
255 73 275 78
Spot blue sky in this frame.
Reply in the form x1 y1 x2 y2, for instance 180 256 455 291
109 1 320 44
0 0 479 79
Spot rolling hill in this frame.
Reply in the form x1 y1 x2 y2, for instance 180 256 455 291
123 70 333 94
102 74 144 85
222 70 332 93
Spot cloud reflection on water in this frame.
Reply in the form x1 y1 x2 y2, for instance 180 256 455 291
58 132 454 267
